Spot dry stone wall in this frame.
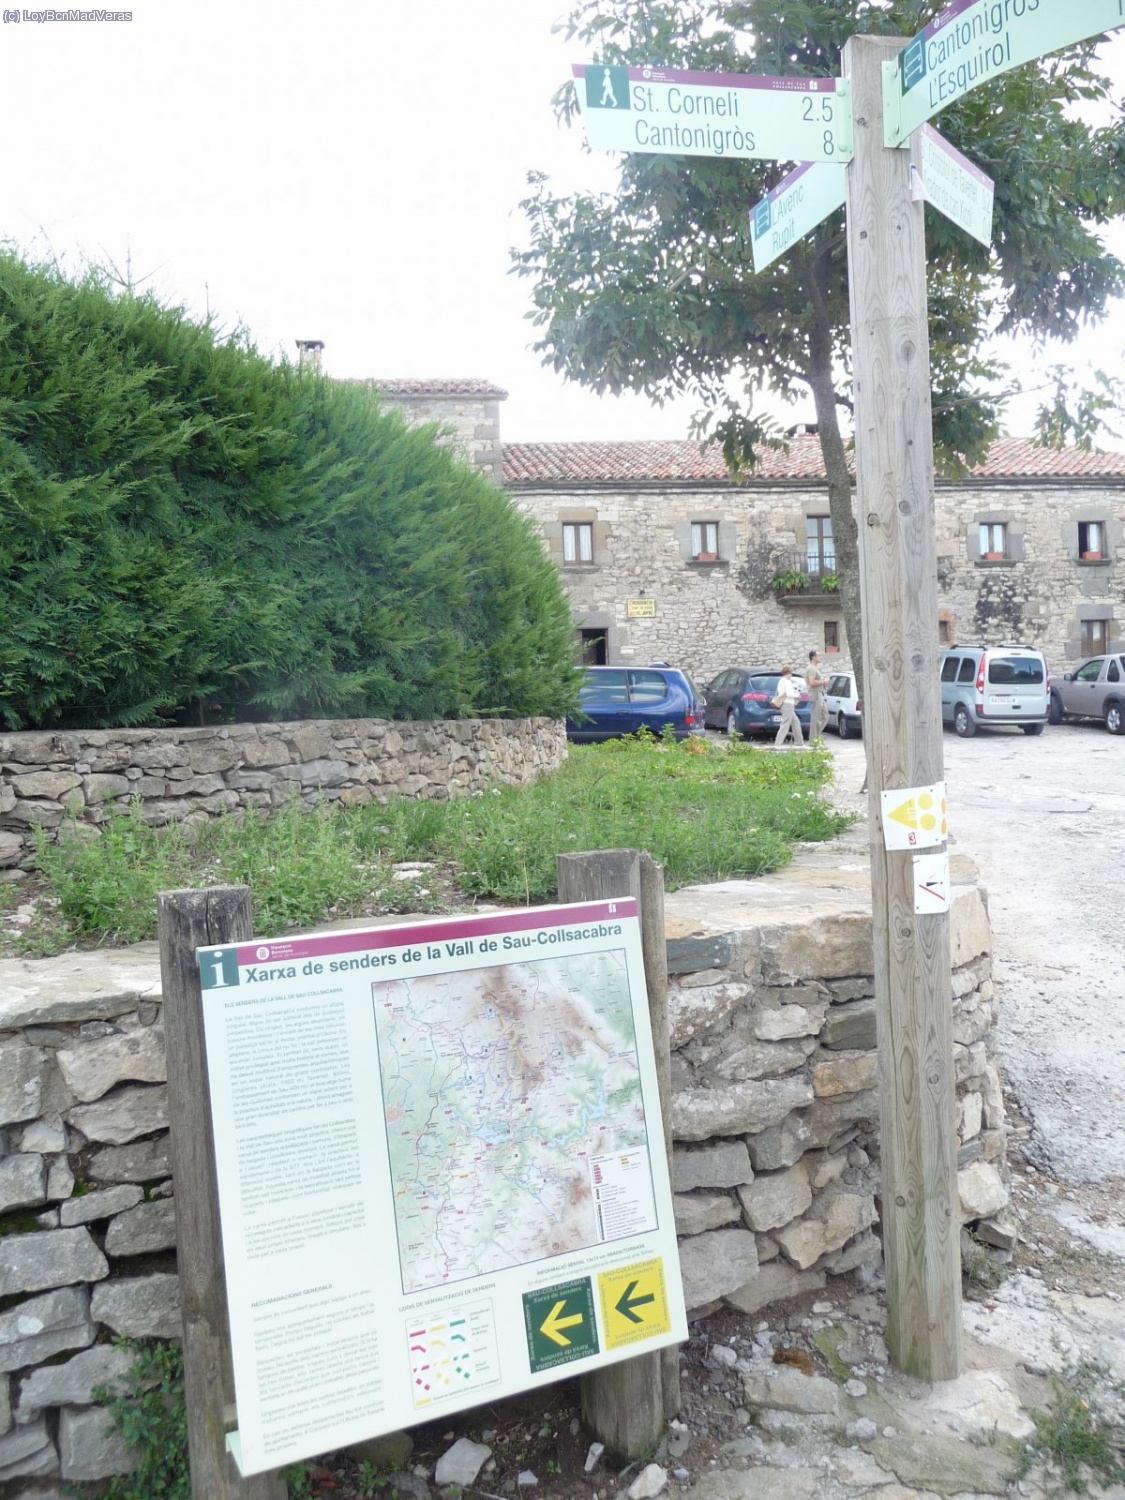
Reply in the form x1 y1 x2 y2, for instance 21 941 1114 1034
0 717 568 869
0 846 1006 1493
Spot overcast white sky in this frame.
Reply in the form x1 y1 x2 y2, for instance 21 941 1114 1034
2 1 1123 444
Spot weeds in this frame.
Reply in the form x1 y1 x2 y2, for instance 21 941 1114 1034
80 1339 188 1499
1018 1362 1125 1494
14 735 850 955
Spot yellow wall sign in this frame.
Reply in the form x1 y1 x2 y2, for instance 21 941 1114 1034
626 598 655 618
597 1257 672 1351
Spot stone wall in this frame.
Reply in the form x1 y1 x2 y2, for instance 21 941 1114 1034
509 477 1125 683
661 844 1008 1317
369 380 507 486
0 842 1006 1491
0 717 568 870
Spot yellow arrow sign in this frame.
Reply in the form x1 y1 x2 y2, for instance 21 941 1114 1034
540 1300 585 1348
880 782 947 851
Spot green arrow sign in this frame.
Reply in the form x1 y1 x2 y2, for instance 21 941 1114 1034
614 1279 656 1324
749 162 846 273
885 0 1125 146
573 64 853 164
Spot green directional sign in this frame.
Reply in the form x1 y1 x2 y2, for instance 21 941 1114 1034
522 1278 599 1374
749 161 846 274
915 123 994 247
885 0 1125 146
573 64 853 164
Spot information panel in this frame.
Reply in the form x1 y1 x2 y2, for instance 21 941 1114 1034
573 63 852 164
197 900 686 1477
885 0 1125 146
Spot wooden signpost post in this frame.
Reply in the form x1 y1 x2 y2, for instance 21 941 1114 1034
572 0 1125 1386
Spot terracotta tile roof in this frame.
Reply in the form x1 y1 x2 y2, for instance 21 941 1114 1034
502 436 1125 484
357 378 509 399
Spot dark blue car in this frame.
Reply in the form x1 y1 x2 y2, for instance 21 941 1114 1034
566 666 702 743
700 667 811 739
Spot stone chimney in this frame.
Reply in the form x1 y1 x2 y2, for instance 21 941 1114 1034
296 339 325 372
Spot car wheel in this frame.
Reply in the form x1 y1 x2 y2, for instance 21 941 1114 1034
726 708 741 739
1106 701 1125 736
1021 723 1044 736
837 710 851 740
954 705 976 738
1048 691 1063 726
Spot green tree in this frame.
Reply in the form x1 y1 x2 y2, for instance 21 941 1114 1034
513 0 1125 683
0 252 578 730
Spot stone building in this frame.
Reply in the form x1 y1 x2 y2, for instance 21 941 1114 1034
367 378 1125 682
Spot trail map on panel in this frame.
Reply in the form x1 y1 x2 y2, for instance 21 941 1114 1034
374 953 655 1293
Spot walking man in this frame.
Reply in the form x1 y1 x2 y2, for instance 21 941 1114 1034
807 649 829 742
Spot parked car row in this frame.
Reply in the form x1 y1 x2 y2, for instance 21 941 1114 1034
567 648 1124 743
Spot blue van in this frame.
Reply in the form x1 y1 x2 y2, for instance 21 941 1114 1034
566 666 702 742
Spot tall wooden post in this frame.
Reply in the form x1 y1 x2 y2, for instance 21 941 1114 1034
842 35 963 1382
556 850 680 1454
158 886 287 1500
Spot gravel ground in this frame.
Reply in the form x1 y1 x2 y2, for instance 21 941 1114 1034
823 722 1125 1185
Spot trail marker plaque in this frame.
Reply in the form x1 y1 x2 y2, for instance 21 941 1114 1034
914 123 994 245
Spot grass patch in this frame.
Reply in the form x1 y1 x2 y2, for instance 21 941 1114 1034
13 733 850 955
1018 1362 1125 1494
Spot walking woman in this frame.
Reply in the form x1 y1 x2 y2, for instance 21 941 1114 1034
773 664 804 749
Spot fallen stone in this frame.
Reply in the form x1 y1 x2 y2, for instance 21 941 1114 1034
17 1344 136 1423
91 1273 181 1339
723 1266 828 1314
679 1228 759 1314
709 1344 739 1370
672 1142 753 1193
974 1214 1018 1251
845 1418 877 1441
627 1462 668 1499
434 1436 491 1487
0 1154 47 1214
59 1184 144 1227
674 1193 741 1236
583 1442 604 1473
518 1470 538 1486
958 1161 1009 1223
104 1197 177 1256
0 1286 94 1373
0 1229 108 1298
671 1077 814 1141
347 1432 414 1471
55 1028 167 1103
67 1083 168 1145
736 1162 812 1232
741 1365 840 1416
58 1404 137 1482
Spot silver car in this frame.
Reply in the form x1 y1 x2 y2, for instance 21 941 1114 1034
823 669 862 738
1049 654 1125 735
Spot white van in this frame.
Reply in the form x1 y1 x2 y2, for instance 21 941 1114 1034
938 645 1050 736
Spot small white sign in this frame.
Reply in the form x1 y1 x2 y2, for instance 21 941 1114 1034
749 161 846 273
912 851 951 914
880 781 947 851
914 124 994 247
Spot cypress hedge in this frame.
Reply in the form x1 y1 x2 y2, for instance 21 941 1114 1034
0 253 578 730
